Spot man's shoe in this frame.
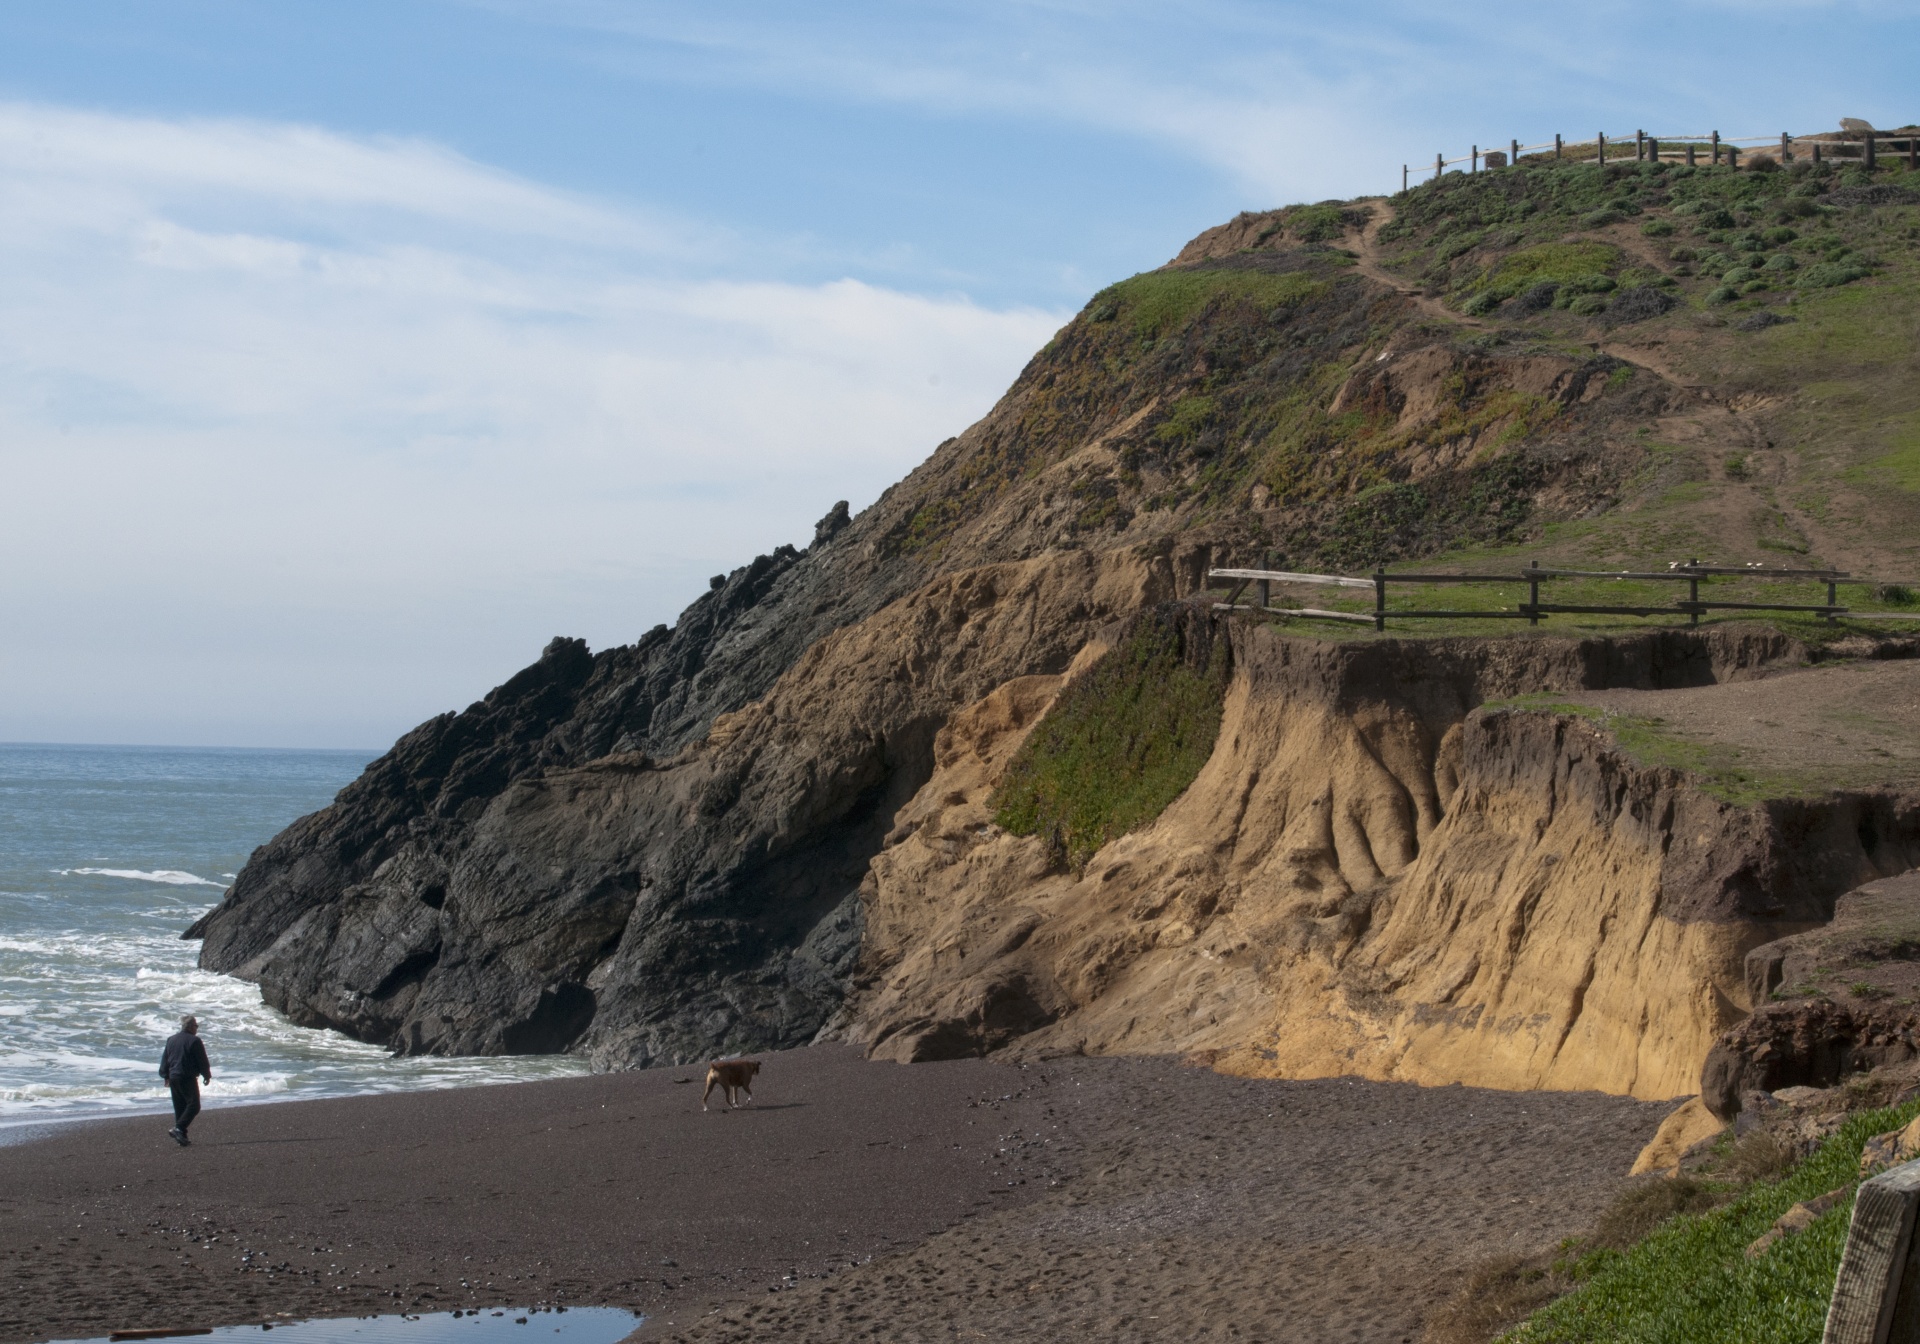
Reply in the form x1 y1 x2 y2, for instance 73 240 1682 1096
170 1128 189 1147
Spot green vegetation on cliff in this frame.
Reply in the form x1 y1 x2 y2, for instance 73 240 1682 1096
1508 1102 1920 1344
1093 266 1324 339
886 139 1919 650
992 605 1228 869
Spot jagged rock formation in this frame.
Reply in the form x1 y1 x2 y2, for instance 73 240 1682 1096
193 546 1204 1064
1701 871 1920 1118
191 148 1920 1085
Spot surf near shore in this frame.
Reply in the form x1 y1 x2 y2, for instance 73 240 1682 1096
0 1046 1668 1344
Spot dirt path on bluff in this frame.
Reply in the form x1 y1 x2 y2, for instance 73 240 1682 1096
1347 202 1713 395
1349 203 1482 330
0 1049 1668 1344
1564 655 1920 795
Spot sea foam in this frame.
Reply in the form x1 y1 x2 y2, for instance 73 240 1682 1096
57 867 225 887
4 743 587 1121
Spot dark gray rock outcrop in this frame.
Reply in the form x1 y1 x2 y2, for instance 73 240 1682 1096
188 497 943 1062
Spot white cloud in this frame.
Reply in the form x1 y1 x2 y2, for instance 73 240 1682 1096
0 101 1065 746
472 0 1920 203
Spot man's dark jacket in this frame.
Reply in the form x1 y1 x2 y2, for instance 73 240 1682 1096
159 1032 211 1084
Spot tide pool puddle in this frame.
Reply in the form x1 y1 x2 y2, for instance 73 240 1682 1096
53 1307 642 1344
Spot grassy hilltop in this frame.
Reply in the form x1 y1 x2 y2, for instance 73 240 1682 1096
892 138 1920 642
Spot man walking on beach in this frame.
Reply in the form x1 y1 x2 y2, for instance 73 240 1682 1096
159 1015 212 1147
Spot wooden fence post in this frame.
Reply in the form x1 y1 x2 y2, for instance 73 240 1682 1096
1597 132 1606 164
1636 129 1646 161
1782 132 1792 164
1813 141 1823 165
1687 142 1697 167
1374 569 1387 633
1822 1160 1920 1344
1527 561 1541 627
1867 134 1877 170
1649 137 1661 164
1910 135 1919 171
1729 144 1741 167
1711 130 1720 164
1435 152 1444 178
1403 164 1408 191
1554 133 1563 159
1472 144 1479 173
1687 560 1701 626
1511 138 1520 164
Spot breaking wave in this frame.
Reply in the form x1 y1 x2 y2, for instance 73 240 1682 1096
3 743 588 1123
57 867 226 887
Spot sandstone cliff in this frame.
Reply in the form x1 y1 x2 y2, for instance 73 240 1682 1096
837 625 1920 1099
190 148 1920 1090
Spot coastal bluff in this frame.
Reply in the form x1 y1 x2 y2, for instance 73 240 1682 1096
191 151 1920 1103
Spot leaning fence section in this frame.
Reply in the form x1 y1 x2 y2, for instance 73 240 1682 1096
1207 560 1919 633
1402 127 1920 190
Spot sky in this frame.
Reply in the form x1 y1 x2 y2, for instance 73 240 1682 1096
2 2 1916 748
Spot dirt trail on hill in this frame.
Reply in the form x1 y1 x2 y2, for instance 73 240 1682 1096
1350 200 1712 394
1349 203 1481 329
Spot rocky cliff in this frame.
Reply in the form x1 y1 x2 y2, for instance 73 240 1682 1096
191 146 1920 1086
838 624 1920 1098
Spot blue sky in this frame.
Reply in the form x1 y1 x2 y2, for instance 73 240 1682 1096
2 1 1916 747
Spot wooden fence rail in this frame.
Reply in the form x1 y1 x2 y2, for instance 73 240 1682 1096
1402 126 1920 190
1208 560 1920 633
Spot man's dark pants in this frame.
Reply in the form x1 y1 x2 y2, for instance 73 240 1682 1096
169 1077 201 1134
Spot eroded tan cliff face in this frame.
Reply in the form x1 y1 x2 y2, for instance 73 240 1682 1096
837 625 1916 1099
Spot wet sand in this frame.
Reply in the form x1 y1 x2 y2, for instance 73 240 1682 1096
0 1047 1670 1344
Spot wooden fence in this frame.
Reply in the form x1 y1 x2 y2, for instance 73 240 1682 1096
1403 128 1920 190
1208 560 1920 633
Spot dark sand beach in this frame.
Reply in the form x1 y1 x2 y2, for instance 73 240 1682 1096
0 1047 1670 1344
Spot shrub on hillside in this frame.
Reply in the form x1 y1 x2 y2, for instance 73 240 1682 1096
1798 260 1869 288
1820 184 1920 207
1513 281 1560 313
1605 285 1678 324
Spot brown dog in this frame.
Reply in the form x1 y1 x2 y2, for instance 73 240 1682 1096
701 1059 760 1111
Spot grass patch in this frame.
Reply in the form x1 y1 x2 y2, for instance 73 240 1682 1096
1506 1101 1920 1344
1479 695 1803 806
992 604 1229 870
1847 411 1920 494
1154 393 1217 446
1495 241 1622 286
1096 266 1324 339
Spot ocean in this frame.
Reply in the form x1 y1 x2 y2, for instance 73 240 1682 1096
0 742 588 1129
